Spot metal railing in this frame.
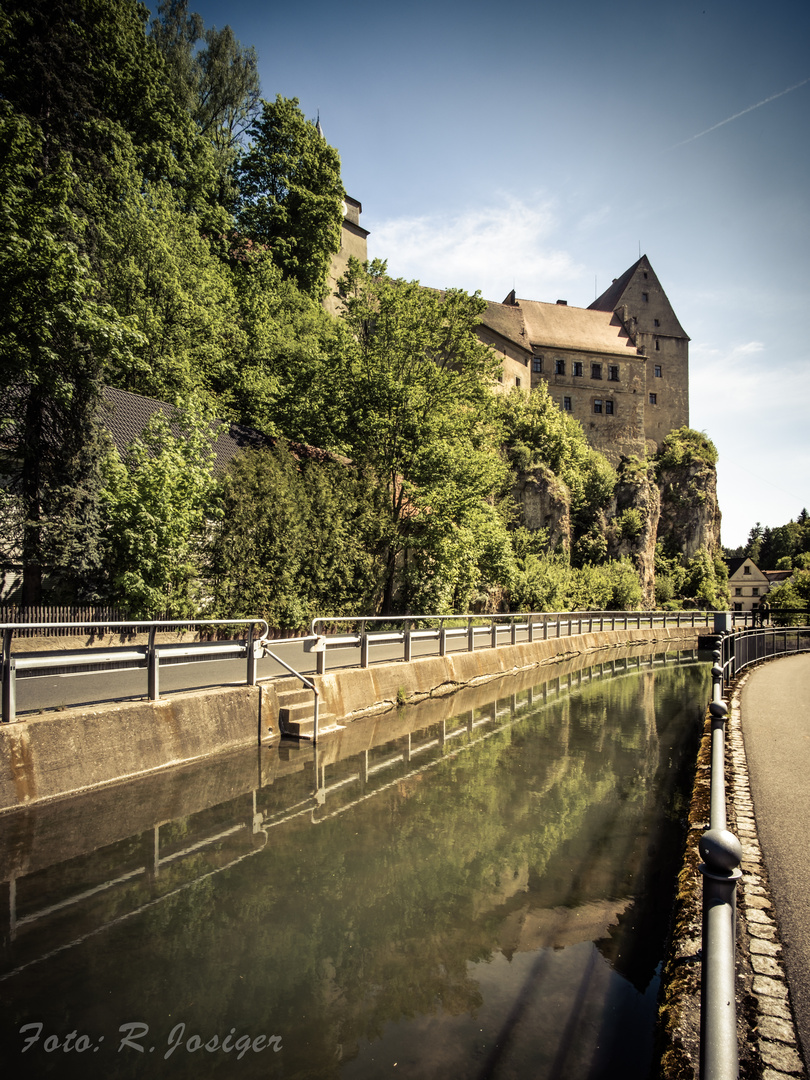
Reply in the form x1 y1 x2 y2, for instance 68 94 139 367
1 619 269 724
308 609 715 675
700 622 810 1078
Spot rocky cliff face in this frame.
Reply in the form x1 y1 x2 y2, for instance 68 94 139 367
511 452 722 607
605 462 661 607
657 459 722 559
513 465 571 552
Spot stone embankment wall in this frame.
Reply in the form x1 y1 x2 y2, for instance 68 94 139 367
0 626 700 813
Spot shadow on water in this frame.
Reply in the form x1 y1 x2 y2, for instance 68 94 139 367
0 647 710 1079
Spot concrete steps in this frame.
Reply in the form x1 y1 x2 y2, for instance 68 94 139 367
274 677 342 740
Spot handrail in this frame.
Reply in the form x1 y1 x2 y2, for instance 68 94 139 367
1 618 268 723
699 636 742 1079
308 610 715 675
257 644 319 743
699 624 810 1077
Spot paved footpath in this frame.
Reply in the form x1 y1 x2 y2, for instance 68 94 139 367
740 653 810 1077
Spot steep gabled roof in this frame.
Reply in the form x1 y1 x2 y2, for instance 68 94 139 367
479 299 639 359
589 257 644 314
589 254 689 340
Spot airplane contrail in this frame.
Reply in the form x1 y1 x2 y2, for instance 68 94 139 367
670 76 810 149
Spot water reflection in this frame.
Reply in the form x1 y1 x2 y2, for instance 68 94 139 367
0 649 708 1079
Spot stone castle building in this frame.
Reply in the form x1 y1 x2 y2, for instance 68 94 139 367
326 201 688 464
476 255 689 464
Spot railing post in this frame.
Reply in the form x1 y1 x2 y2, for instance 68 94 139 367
404 623 412 663
2 628 13 723
147 625 158 701
361 633 369 668
467 619 475 652
246 623 257 686
317 647 326 675
528 616 534 643
2 656 16 723
699 828 743 1080
511 617 517 645
439 625 447 656
543 617 548 640
491 620 497 649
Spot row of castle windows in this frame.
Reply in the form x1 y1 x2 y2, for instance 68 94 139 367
536 357 664 380
560 392 659 413
562 397 615 415
537 357 622 380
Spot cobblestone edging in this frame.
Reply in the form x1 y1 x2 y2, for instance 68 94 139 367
727 671 806 1079
657 672 807 1079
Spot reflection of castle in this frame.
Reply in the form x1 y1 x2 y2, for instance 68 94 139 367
327 204 688 464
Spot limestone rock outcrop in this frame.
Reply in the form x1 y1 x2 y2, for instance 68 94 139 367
657 459 722 559
513 465 571 552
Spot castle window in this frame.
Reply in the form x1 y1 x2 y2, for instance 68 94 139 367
735 588 742 596
752 587 759 596
654 319 660 327
642 292 649 302
654 365 662 378
563 396 572 412
655 339 660 351
533 356 543 372
497 375 503 384
591 363 602 380
593 399 603 414
744 565 751 575
573 362 583 377
515 377 521 388
555 358 565 375
608 365 619 381
605 399 614 415
649 392 657 405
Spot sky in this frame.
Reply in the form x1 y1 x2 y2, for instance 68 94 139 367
187 0 810 549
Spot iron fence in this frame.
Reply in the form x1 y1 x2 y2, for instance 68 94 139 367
700 623 810 1078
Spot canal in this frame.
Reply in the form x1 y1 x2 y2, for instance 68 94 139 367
0 648 709 1079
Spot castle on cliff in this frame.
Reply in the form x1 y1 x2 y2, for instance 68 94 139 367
329 203 689 465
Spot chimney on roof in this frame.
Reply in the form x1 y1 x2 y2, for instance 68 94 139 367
503 289 517 306
556 299 567 306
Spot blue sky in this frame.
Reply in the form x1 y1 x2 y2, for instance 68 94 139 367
188 0 810 549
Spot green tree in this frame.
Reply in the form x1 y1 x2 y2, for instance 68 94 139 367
209 445 387 629
236 96 345 299
150 1 260 206
98 401 218 616
334 259 509 613
0 104 142 602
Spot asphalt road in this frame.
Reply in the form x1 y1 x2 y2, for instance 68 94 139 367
741 653 810 1062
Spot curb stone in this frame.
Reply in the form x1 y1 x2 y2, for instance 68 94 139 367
726 671 806 1079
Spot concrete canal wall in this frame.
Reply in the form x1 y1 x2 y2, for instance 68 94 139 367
0 626 701 812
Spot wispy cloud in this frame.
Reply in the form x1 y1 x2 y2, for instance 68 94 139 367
670 77 810 149
367 195 583 301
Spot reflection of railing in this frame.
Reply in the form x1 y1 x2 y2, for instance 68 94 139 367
700 625 810 1077
308 610 713 675
1 618 268 723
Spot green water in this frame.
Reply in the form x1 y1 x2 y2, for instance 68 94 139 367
0 651 709 1079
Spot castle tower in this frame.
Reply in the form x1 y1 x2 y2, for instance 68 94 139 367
589 256 689 450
